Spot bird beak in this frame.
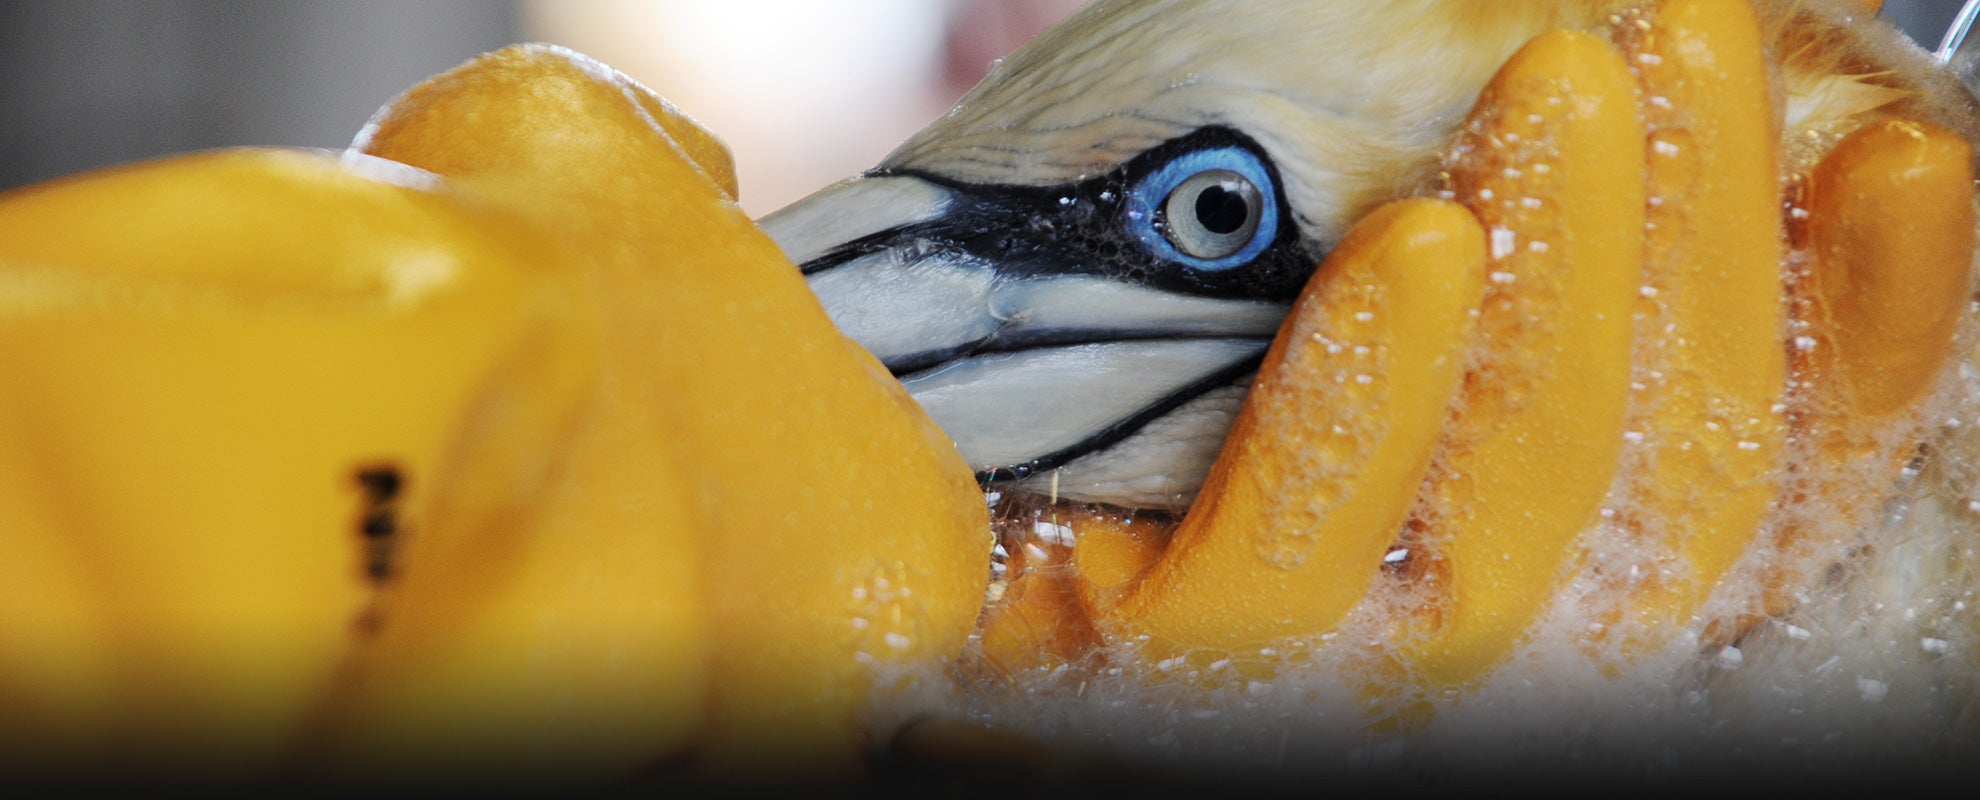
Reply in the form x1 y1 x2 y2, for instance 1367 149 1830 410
760 172 1291 504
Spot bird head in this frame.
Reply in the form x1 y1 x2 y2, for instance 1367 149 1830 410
762 0 1631 509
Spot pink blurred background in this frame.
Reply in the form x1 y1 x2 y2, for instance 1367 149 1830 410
0 0 1954 218
524 0 1088 215
0 0 1088 217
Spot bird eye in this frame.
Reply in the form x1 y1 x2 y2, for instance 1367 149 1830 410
1164 169 1261 260
1125 146 1278 271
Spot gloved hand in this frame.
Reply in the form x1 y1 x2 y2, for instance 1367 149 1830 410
0 43 993 789
978 0 1976 732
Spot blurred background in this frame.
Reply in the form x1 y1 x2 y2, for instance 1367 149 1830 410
0 0 1960 218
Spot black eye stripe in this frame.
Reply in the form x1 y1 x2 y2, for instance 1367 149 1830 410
860 126 1312 302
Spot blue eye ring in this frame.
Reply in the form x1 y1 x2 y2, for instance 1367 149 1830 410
1124 146 1279 271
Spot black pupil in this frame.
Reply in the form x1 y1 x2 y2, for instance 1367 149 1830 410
1194 183 1251 235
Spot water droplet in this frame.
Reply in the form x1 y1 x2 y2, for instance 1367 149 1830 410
1856 677 1888 702
1033 520 1075 546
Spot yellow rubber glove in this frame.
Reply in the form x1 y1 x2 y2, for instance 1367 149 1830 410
0 43 993 789
0 147 600 782
1079 196 1487 668
322 44 993 786
1766 117 1975 619
1592 0 1790 658
975 0 1974 732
